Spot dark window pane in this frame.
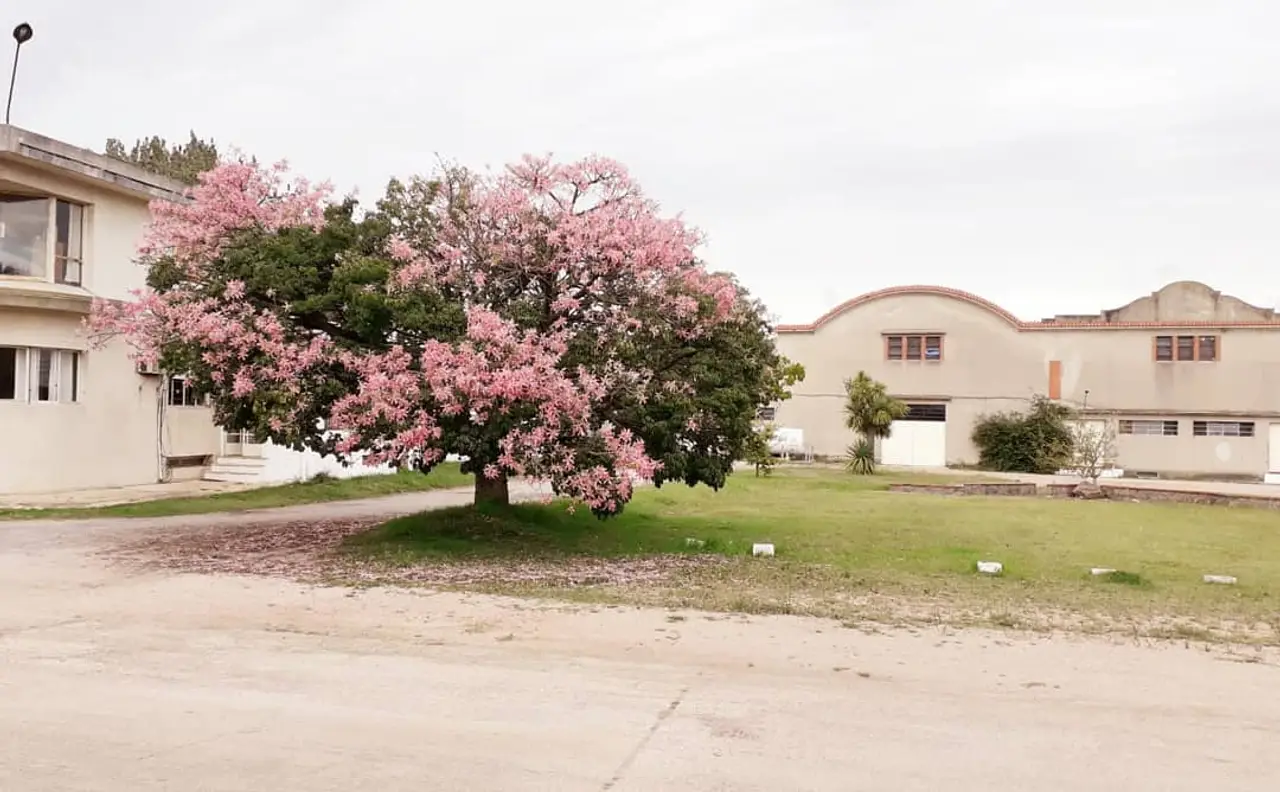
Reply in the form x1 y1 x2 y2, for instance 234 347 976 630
1155 336 1173 361
0 347 15 399
904 403 947 421
1197 335 1216 361
906 336 922 360
886 336 903 360
924 336 942 360
35 349 53 401
70 353 78 402
1176 336 1195 361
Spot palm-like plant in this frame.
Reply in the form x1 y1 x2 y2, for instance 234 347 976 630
842 371 908 475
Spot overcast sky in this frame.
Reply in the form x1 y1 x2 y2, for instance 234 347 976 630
9 0 1280 323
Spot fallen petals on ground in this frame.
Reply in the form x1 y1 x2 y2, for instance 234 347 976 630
101 518 726 588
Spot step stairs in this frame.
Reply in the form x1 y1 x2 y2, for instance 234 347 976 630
203 455 268 484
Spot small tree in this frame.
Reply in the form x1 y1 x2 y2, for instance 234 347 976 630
1067 417 1117 483
744 422 777 477
842 371 907 474
971 396 1074 473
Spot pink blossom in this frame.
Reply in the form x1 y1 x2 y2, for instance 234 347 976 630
90 154 744 517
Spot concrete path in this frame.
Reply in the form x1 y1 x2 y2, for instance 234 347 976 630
0 479 254 510
3 492 1280 790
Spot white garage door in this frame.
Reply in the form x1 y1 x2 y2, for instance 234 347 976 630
879 404 947 467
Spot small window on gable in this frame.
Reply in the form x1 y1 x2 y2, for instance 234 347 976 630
885 334 944 362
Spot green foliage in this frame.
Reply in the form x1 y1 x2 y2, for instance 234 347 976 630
843 371 908 439
841 371 904 475
971 396 1075 474
104 132 220 185
609 284 804 494
744 422 777 477
844 438 877 475
153 200 467 459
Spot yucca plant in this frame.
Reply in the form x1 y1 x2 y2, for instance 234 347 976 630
844 438 877 475
842 371 906 475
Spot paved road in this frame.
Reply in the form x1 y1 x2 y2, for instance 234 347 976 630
2 492 1279 791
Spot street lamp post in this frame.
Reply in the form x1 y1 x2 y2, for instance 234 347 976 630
6 22 33 125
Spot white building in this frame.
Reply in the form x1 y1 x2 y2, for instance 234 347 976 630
0 125 388 494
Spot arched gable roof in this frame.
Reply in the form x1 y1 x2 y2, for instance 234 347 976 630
776 283 1280 333
776 285 1021 333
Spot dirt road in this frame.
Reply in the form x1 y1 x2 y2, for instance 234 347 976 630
2 494 1279 791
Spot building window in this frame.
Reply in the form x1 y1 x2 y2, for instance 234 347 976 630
885 334 944 361
903 403 947 421
755 406 776 422
1193 421 1254 438
1118 419 1178 436
167 375 206 407
0 194 85 284
0 345 79 403
0 346 19 399
1154 335 1218 362
0 195 51 278
54 200 84 286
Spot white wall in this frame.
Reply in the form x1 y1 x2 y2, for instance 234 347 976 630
255 438 395 484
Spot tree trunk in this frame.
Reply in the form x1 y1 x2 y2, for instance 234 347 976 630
474 471 510 507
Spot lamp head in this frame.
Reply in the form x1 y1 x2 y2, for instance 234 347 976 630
13 23 33 45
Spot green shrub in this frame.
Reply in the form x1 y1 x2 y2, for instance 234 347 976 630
844 439 877 475
971 396 1074 474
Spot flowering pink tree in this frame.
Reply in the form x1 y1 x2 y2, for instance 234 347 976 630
91 155 799 516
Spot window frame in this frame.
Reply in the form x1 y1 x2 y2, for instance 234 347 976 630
0 193 87 286
1154 334 1219 363
1192 421 1254 438
166 375 212 408
53 199 85 286
885 333 945 362
0 346 80 404
1118 419 1179 436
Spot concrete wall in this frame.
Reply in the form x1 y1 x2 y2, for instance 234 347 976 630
163 405 220 459
257 437 395 484
774 285 1280 478
1113 418 1270 478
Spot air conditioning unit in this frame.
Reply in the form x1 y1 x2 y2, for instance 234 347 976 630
136 360 162 376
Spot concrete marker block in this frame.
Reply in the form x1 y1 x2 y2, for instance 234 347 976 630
1090 567 1117 576
976 560 1003 575
1203 574 1238 585
752 543 775 558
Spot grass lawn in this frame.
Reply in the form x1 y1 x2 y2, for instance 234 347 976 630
346 467 1280 642
0 464 471 521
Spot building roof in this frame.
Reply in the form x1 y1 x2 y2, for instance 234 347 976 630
0 124 187 203
776 282 1280 333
